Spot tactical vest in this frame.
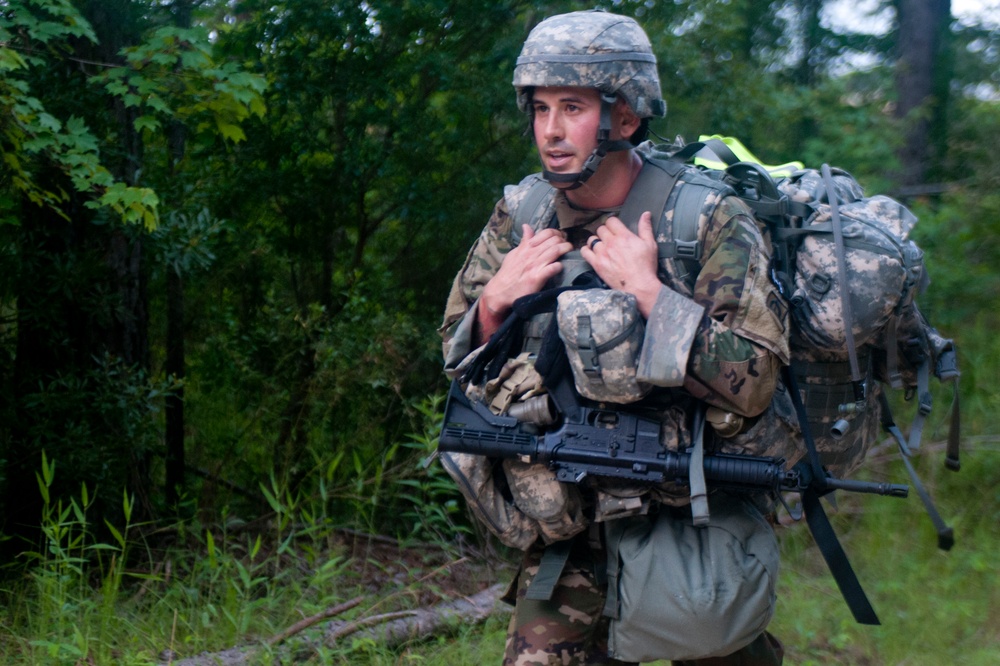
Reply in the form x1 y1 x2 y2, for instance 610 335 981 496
505 158 802 466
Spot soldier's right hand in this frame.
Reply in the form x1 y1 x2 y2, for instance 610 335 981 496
477 225 571 338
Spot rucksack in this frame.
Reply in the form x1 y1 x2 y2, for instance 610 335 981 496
650 136 960 542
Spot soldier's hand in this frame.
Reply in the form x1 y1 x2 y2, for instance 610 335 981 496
582 212 661 318
478 225 572 338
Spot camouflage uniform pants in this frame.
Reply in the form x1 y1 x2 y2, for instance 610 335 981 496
502 530 784 666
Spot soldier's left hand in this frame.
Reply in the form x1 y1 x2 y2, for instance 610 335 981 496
581 211 661 318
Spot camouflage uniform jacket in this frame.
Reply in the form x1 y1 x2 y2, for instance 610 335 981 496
440 157 790 419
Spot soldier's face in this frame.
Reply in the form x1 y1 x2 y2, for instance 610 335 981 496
531 86 604 182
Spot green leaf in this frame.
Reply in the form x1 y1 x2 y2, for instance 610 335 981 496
35 472 50 505
205 529 217 568
259 483 284 515
215 119 247 143
133 115 160 133
103 520 126 549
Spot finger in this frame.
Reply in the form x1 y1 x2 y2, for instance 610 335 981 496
520 224 535 243
539 240 573 263
603 216 628 236
637 211 655 242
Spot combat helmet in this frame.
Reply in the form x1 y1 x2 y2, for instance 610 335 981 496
513 9 666 188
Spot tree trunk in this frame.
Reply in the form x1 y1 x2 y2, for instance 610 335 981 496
163 0 195 508
794 0 823 88
165 268 185 506
894 0 952 188
4 199 82 552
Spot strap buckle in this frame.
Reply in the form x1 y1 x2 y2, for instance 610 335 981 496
674 239 700 259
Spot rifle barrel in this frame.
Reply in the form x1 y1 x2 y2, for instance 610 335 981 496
823 477 909 498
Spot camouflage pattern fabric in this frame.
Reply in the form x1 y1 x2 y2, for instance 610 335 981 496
556 289 651 403
873 301 955 390
504 458 589 544
660 186 789 417
440 163 789 420
503 537 630 666
712 377 805 468
512 10 665 120
788 194 923 353
437 451 542 550
778 167 863 218
774 167 930 476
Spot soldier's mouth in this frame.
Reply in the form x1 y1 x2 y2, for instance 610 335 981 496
545 151 575 170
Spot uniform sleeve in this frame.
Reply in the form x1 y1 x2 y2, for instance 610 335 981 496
639 195 790 416
439 197 516 377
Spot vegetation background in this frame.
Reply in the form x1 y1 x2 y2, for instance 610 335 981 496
0 0 997 664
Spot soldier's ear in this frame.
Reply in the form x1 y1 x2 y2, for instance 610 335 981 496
615 100 641 142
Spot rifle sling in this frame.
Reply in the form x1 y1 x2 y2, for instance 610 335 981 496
783 366 881 625
690 405 710 526
800 488 880 625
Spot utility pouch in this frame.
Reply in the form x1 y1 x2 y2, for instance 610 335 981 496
502 459 588 544
712 380 806 468
556 290 651 403
604 493 779 662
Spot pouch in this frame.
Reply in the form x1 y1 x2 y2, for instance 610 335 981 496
556 290 651 403
604 493 779 662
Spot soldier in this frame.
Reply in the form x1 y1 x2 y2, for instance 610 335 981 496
440 9 790 666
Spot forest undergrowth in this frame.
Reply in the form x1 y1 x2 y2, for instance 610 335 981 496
1 327 997 666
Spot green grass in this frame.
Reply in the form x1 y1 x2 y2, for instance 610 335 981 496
0 458 995 665
767 449 1000 665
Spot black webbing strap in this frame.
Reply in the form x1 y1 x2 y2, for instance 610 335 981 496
930 346 962 471
783 366 881 625
799 488 880 625
905 359 933 451
877 391 955 551
689 404 710 526
885 316 903 388
946 380 961 471
524 538 574 601
669 137 743 166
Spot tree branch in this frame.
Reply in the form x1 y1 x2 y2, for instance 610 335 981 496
267 596 365 646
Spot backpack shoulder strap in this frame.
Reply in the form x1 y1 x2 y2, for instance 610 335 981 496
618 157 683 236
507 174 558 246
621 158 737 288
668 169 721 282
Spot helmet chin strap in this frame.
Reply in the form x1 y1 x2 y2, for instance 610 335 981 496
542 93 633 191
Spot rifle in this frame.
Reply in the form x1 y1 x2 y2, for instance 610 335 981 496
439 379 908 499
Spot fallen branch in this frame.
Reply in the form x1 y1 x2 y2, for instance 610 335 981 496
324 582 508 649
157 584 509 666
268 596 365 646
325 610 420 643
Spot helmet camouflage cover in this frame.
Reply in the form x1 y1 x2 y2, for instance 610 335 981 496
513 9 666 119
